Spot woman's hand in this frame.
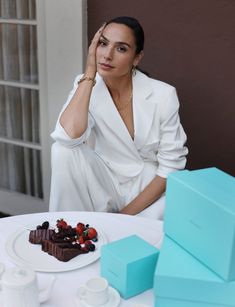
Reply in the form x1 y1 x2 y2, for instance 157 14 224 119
85 24 106 77
120 176 166 215
59 24 106 139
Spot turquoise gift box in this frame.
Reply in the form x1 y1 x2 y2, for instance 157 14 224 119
154 236 235 307
100 235 159 299
164 167 235 281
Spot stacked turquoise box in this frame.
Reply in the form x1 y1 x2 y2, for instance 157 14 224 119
164 167 235 280
154 167 235 306
154 236 235 307
100 234 159 299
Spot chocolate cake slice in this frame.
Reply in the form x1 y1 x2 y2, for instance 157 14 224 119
42 240 88 262
29 229 55 244
28 219 97 262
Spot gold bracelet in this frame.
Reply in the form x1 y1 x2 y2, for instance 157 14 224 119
77 76 96 86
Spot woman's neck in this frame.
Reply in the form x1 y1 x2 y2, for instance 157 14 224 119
104 74 133 101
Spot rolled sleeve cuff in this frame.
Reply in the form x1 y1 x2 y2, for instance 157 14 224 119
156 163 185 179
156 146 188 178
51 119 93 148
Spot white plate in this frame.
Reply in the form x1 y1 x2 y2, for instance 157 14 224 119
0 263 5 275
5 220 107 272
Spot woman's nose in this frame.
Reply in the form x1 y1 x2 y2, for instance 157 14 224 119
103 47 113 60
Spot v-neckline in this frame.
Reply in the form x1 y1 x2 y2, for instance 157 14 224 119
112 95 135 142
93 71 156 151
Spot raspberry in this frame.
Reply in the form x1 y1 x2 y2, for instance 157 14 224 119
56 219 68 229
84 240 92 246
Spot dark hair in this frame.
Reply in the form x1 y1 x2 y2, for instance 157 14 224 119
106 16 144 54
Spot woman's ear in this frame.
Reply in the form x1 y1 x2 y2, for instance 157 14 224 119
134 50 144 67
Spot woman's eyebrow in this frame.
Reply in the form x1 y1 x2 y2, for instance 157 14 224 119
100 34 131 48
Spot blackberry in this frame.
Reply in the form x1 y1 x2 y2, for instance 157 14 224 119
42 221 49 229
87 243 95 251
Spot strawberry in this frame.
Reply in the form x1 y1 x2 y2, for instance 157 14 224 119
87 228 97 240
56 219 68 229
77 222 85 230
76 226 84 235
78 236 84 244
82 235 90 241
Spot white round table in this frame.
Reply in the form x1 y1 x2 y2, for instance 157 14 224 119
0 211 163 307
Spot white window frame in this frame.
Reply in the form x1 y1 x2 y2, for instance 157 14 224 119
0 0 87 215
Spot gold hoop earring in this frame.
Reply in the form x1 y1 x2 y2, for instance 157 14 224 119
132 65 137 76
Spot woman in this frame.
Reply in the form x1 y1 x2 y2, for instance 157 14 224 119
49 16 188 219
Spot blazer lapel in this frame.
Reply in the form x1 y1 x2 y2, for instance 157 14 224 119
90 74 141 159
132 71 156 149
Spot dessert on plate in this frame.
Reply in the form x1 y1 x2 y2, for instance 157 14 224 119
29 219 98 262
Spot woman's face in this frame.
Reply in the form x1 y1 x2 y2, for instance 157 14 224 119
96 23 143 79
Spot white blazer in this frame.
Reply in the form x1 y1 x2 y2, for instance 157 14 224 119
51 70 188 182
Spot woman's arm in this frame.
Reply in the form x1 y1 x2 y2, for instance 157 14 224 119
59 75 94 138
120 175 166 215
59 25 105 139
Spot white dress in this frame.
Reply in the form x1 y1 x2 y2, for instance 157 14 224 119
49 71 188 219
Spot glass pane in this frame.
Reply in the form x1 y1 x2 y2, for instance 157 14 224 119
0 85 40 143
0 23 38 84
0 142 43 198
0 0 36 20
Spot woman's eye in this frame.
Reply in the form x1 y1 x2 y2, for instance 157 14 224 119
117 46 127 52
99 40 107 46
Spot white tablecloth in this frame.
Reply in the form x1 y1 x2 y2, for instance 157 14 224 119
0 211 163 307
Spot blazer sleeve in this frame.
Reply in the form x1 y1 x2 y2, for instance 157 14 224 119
50 75 95 148
156 87 188 178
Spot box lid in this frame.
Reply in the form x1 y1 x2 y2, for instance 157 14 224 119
101 235 158 263
154 236 235 305
168 168 235 213
169 167 235 214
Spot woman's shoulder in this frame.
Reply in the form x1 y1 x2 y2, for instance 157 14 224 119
135 70 176 100
139 70 175 90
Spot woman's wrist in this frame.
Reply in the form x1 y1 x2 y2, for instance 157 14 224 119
84 66 96 79
78 75 96 87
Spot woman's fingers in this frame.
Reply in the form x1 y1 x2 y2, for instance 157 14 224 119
86 23 106 72
97 22 106 35
91 23 106 46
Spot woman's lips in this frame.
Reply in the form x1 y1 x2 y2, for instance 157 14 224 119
99 63 114 70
